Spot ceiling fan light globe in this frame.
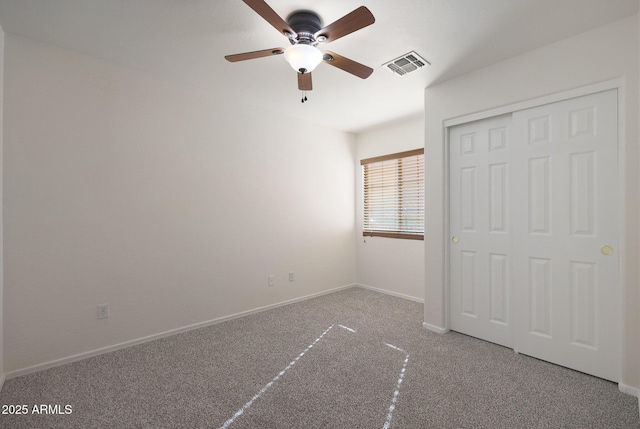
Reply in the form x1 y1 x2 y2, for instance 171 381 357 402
284 44 323 74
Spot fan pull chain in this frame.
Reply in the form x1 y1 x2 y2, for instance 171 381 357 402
301 91 308 103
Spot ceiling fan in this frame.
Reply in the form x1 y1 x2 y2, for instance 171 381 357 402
225 0 375 102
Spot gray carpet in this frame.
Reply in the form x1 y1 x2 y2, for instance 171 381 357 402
0 287 638 428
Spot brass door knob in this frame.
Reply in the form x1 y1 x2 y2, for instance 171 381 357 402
601 245 614 256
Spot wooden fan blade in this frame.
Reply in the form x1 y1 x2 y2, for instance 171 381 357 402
242 0 295 36
225 48 285 62
315 6 375 43
298 72 312 91
323 51 373 79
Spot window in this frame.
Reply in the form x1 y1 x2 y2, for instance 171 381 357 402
361 148 424 240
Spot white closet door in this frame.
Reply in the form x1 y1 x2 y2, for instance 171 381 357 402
449 114 513 348
511 89 619 382
449 89 620 382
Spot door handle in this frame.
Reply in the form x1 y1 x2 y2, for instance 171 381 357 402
452 236 459 244
601 245 614 256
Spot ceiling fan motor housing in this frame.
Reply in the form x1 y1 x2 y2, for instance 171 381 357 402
287 11 322 45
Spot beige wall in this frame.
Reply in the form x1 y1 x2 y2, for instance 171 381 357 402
3 35 357 374
355 116 425 301
424 16 640 389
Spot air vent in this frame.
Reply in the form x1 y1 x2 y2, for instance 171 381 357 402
383 51 430 76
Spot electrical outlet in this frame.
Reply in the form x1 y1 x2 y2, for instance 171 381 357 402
97 304 109 319
268 275 275 287
289 272 294 282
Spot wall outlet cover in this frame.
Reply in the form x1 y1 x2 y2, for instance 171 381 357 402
97 304 109 319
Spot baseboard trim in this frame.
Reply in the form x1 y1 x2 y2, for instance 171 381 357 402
5 283 357 380
617 383 640 419
423 322 449 334
619 382 640 398
355 284 424 303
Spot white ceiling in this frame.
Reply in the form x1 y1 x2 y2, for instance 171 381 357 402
0 0 637 133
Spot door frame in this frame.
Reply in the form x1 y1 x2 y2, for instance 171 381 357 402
442 78 625 379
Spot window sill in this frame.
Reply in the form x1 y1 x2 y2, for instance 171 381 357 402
363 232 424 241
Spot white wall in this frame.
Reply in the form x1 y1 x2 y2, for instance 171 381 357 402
0 24 5 389
3 35 357 374
424 16 640 390
355 116 425 301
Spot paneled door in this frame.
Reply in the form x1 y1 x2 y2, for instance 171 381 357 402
449 89 619 381
449 114 514 348
511 90 619 381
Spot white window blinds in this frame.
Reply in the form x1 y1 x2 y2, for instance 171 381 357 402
361 149 424 240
